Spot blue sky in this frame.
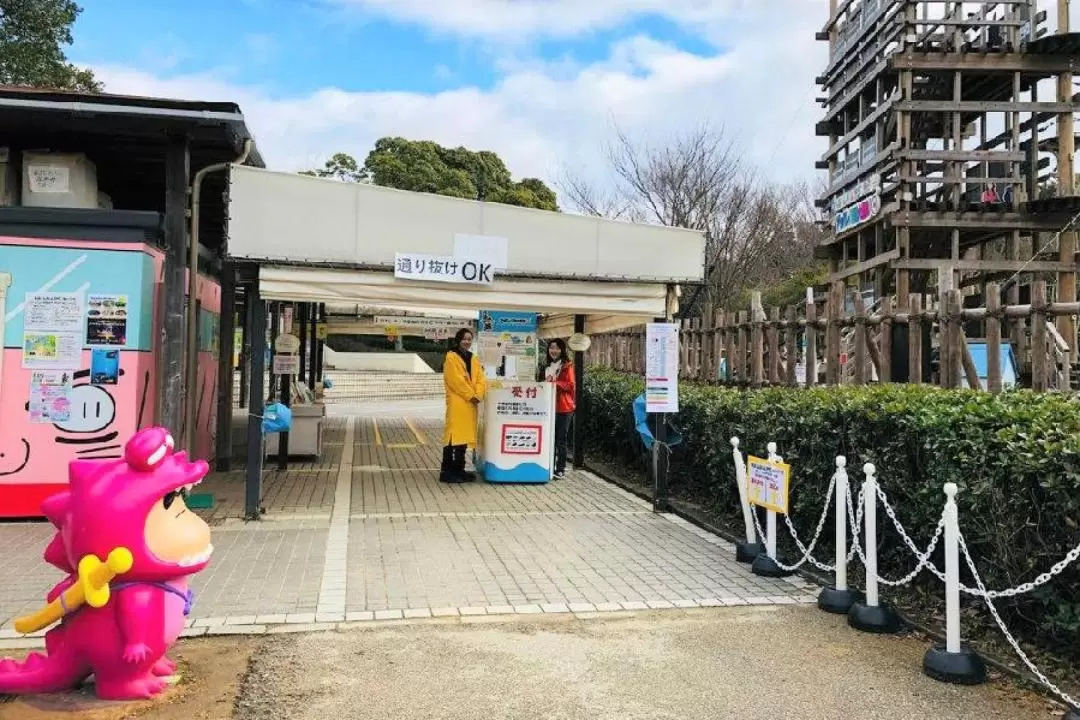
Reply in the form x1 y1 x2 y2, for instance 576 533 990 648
71 1 827 190
73 1 719 96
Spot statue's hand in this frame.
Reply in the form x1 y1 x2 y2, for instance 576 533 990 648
122 643 151 664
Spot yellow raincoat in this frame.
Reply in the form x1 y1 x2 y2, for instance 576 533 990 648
442 350 487 447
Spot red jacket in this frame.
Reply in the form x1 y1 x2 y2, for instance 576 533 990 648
549 362 576 414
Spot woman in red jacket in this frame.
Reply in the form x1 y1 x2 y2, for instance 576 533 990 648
542 338 576 478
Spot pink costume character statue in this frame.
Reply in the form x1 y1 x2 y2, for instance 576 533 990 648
0 427 213 700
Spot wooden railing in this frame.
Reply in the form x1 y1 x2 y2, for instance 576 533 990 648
586 280 1077 392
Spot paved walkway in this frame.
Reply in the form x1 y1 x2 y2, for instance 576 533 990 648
0 410 817 644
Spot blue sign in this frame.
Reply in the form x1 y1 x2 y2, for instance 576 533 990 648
478 310 537 334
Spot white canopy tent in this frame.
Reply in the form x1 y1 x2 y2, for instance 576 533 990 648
225 165 705 333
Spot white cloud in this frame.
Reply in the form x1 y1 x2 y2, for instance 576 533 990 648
88 1 828 205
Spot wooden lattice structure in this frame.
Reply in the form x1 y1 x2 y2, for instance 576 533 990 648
814 0 1080 368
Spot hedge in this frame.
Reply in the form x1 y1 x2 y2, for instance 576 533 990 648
581 366 1080 657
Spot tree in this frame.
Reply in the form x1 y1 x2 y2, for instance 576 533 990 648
301 138 559 211
559 123 822 314
0 0 100 92
298 152 368 183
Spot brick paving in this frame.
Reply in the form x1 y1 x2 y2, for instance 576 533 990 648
0 411 817 642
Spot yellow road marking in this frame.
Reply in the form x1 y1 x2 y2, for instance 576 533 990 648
372 417 382 445
404 417 427 445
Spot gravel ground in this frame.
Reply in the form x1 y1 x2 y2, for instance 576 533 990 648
233 606 1057 720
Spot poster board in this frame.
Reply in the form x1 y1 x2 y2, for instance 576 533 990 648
475 309 539 382
746 455 791 515
645 322 679 413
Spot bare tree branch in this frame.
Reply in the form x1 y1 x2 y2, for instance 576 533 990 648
559 122 822 314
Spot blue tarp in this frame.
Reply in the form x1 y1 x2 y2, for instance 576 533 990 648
633 393 682 451
262 402 293 434
962 341 1019 389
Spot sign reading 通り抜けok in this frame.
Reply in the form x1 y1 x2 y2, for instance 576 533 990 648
394 253 495 284
746 455 790 515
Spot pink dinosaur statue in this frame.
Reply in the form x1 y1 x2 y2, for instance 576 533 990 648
0 426 213 700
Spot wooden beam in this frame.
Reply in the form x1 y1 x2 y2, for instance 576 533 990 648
890 53 1080 73
825 248 901 282
896 149 1025 162
891 210 1071 232
895 100 1076 113
893 258 1079 272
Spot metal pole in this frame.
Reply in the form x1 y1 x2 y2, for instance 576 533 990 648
214 261 236 471
244 275 266 520
572 313 585 468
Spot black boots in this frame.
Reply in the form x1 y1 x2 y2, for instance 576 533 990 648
440 444 473 483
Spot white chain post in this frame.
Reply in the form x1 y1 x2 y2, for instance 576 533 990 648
730 437 763 564
766 442 780 558
923 482 987 684
751 442 793 578
818 456 862 614
847 463 901 633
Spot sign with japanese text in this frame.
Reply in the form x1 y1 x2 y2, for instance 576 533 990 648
746 455 791 515
394 253 495 284
645 322 679 413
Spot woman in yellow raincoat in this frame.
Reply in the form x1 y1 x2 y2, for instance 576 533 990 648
441 327 487 482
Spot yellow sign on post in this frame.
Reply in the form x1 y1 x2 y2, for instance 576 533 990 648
746 455 790 515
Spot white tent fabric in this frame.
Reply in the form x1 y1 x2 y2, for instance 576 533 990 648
258 266 668 334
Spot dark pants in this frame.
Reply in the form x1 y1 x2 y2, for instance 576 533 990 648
440 443 468 481
554 412 573 474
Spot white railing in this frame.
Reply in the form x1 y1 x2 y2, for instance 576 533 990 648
729 437 1080 719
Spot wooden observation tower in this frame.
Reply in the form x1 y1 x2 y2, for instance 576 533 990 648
815 0 1080 372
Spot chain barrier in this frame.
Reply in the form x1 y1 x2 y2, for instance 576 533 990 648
873 485 946 587
777 471 838 573
846 482 865 564
958 531 1079 711
871 484 1080 599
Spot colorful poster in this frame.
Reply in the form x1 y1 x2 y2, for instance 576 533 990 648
28 370 73 424
746 455 791 515
24 291 84 333
21 330 83 369
476 310 538 382
90 347 120 385
645 322 679 413
85 294 129 346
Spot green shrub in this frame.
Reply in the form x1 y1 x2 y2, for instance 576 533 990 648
581 366 1080 656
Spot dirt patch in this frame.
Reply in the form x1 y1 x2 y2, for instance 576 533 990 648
0 637 259 720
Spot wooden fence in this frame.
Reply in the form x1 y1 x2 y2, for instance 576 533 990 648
586 280 1078 393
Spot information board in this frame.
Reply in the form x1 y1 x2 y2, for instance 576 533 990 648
645 322 679 413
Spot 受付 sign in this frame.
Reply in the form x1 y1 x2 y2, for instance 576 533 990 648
394 253 495 284
746 455 791 515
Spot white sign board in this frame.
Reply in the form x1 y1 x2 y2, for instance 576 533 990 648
273 354 299 375
454 233 508 269
645 322 679 413
374 315 470 329
394 253 495 284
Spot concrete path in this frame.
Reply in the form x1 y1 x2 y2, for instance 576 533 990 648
232 607 1055 720
0 414 817 644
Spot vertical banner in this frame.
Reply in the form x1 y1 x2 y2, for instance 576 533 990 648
645 322 679 413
